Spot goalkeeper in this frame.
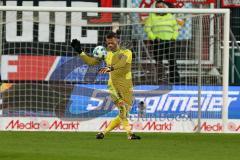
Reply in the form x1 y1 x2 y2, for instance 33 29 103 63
71 32 141 140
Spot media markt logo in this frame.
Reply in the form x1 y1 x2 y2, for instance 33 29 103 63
193 122 222 132
99 121 173 131
5 120 80 130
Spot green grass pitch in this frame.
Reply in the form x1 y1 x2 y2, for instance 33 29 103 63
0 132 240 160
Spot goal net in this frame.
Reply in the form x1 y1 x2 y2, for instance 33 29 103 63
0 6 230 132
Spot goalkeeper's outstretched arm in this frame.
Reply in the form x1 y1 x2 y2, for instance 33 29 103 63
71 39 100 66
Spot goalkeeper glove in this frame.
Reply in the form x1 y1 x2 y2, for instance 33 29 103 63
71 39 83 54
98 66 114 74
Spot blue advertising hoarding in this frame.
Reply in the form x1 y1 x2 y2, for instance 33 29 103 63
65 85 240 119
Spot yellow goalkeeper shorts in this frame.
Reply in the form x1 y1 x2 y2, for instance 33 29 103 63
108 83 133 107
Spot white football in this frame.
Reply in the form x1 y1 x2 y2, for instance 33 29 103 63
93 46 107 60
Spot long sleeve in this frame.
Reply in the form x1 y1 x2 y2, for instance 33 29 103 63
144 14 155 40
79 52 100 66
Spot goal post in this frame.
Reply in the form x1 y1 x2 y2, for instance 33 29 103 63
223 8 230 132
0 6 231 132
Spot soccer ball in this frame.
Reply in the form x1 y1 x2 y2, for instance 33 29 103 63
93 46 107 60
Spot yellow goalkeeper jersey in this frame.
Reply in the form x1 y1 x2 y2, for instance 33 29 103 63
80 48 133 86
105 49 132 83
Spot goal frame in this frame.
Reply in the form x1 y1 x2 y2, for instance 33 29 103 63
0 6 230 132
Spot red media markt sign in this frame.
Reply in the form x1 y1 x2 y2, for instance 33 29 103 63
221 0 240 8
165 0 215 4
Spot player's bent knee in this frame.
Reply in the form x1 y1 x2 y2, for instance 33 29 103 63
116 100 126 107
119 106 127 119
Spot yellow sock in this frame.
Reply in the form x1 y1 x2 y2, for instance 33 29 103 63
103 116 121 134
117 101 132 136
122 118 132 136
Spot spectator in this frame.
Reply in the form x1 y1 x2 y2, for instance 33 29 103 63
138 101 146 119
144 0 180 83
